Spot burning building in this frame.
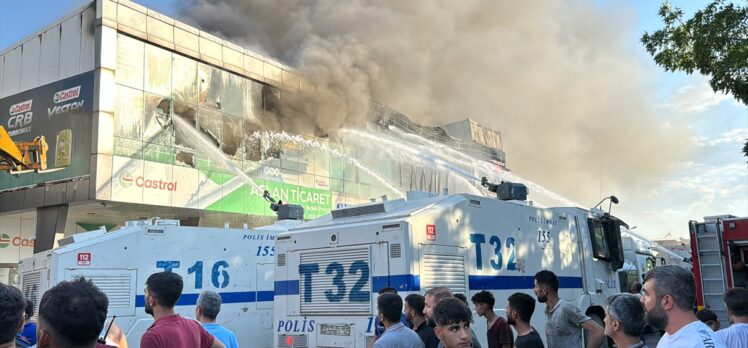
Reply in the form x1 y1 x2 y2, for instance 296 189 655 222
0 0 505 284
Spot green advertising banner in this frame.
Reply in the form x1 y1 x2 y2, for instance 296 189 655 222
207 178 333 219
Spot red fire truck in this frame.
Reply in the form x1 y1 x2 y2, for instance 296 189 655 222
689 215 748 327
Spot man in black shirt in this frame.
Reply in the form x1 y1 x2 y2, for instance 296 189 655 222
405 293 440 348
507 293 544 348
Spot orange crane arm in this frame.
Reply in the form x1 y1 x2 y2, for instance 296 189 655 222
0 126 25 169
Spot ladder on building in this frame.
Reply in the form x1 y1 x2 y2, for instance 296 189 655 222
690 218 729 327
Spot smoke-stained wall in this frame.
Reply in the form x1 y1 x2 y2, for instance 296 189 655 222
100 32 420 219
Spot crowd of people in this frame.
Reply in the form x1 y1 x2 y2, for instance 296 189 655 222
0 271 239 348
1 265 747 348
371 266 747 348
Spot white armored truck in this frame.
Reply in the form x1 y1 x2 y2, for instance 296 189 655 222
18 218 298 348
273 180 627 348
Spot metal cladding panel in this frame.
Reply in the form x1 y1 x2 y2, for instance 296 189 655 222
2 47 22 97
117 2 147 36
2 190 25 211
21 37 41 91
174 27 200 57
44 182 67 205
59 14 82 79
147 16 174 47
80 7 96 73
66 177 91 202
24 187 46 207
39 26 62 85
199 36 223 63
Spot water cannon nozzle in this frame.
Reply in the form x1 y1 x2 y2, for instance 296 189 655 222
481 177 528 201
480 177 499 193
262 189 303 220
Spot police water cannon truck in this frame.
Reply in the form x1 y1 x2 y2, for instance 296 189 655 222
273 178 627 348
18 194 305 348
18 219 289 348
621 232 656 283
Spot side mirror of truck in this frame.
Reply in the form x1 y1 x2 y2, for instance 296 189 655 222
603 217 625 271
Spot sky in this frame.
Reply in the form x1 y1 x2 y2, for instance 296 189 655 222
1 0 746 241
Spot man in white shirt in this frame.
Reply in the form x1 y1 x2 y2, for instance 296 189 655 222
640 266 725 348
716 287 748 347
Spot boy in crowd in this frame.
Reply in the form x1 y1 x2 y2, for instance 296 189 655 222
433 298 474 348
507 292 544 348
696 309 721 332
471 291 513 348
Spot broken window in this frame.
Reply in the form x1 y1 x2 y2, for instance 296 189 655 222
242 119 262 162
222 72 245 117
143 93 173 145
197 107 222 151
244 78 263 121
173 101 198 151
198 63 221 110
221 114 242 158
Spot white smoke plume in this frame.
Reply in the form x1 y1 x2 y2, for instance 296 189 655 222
175 0 694 207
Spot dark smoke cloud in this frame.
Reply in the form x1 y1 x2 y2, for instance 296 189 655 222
175 0 694 206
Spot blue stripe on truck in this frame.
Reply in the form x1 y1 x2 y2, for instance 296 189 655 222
273 275 422 296
373 275 421 292
274 274 584 296
135 290 274 307
468 275 583 290
274 280 300 295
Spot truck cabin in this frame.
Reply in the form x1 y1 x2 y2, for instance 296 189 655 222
729 243 748 288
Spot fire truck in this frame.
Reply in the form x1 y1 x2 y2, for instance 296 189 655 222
690 215 748 328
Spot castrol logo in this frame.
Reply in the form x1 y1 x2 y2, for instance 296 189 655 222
53 86 81 103
9 99 33 115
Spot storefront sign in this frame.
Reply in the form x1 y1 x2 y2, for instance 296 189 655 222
0 71 94 190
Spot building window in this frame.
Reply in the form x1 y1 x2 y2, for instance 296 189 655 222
115 85 144 139
145 44 172 97
198 63 221 110
246 79 264 121
222 72 245 117
116 34 144 89
172 53 198 104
